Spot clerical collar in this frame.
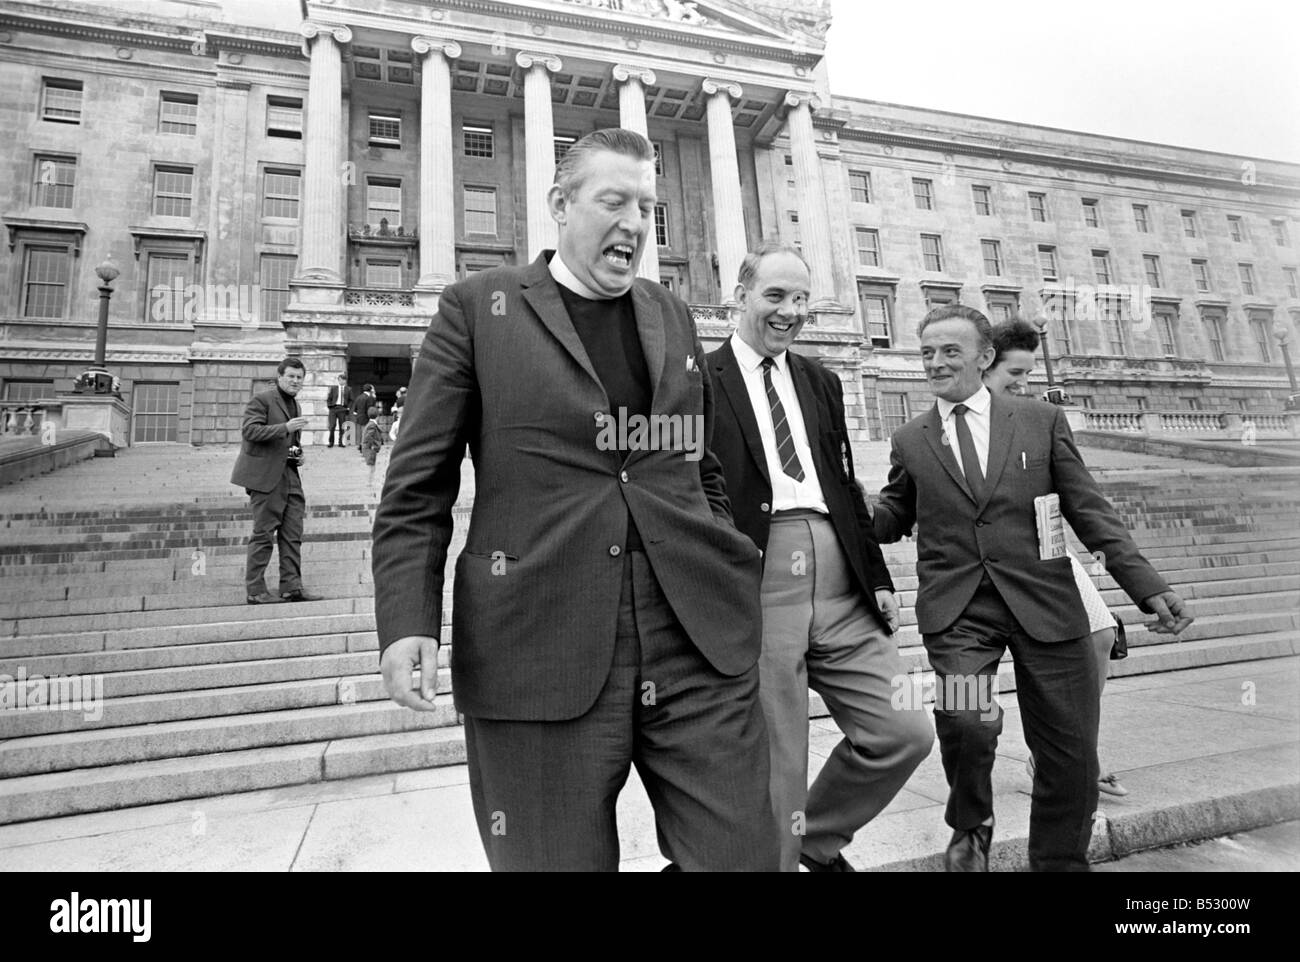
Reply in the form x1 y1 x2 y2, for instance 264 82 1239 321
550 252 615 301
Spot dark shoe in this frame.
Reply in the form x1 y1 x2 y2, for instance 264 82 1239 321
247 592 285 605
800 852 856 872
281 589 324 602
944 823 993 872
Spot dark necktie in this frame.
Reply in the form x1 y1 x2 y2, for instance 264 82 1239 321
951 403 984 500
762 357 805 482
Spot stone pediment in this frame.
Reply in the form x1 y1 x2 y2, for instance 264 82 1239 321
546 0 825 45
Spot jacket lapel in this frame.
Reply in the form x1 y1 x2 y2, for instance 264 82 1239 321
787 352 822 445
273 389 296 423
922 404 976 504
519 253 603 391
712 341 770 485
630 283 666 413
979 393 1018 511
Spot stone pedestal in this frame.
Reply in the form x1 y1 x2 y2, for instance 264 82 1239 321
57 393 131 449
1062 405 1088 434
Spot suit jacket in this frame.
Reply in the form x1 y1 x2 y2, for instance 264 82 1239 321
362 420 385 453
230 388 298 493
371 251 763 721
351 391 376 418
873 392 1169 642
707 340 895 631
327 385 353 410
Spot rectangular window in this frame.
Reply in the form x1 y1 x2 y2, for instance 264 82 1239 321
1228 215 1247 242
266 96 303 139
849 170 872 204
32 155 75 208
1028 192 1047 222
144 252 191 324
859 289 893 347
464 185 497 235
259 254 295 326
1038 245 1058 281
855 227 881 268
366 178 401 228
1239 263 1256 296
554 134 576 166
1155 308 1179 355
1181 209 1198 238
1132 204 1150 233
131 382 180 443
972 185 993 216
1092 249 1112 285
463 123 494 158
262 168 300 219
920 233 943 272
1143 254 1162 288
788 210 801 250
985 293 1017 323
1285 267 1299 299
1250 315 1272 362
1273 219 1291 247
1203 311 1226 361
879 392 909 438
912 178 933 211
1082 198 1100 228
981 239 1002 275
368 111 401 148
654 203 669 248
1099 295 1126 354
42 78 82 124
1192 258 1211 292
159 91 198 135
1129 396 1148 410
652 141 663 176
153 165 194 217
2 379 55 402
365 259 402 289
21 246 70 319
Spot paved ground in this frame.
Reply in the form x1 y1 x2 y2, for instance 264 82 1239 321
1096 819 1300 871
1 656 1294 871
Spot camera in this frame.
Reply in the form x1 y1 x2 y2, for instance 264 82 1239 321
287 444 305 468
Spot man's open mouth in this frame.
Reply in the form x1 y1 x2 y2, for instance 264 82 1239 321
769 319 795 333
603 244 634 269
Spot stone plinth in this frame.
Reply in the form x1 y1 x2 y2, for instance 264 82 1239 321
57 393 131 449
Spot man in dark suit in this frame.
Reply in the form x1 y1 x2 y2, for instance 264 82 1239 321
371 128 776 871
707 243 932 872
325 374 352 448
873 305 1192 871
230 356 324 605
350 383 376 452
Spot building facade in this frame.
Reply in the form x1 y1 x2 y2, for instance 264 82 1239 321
2 0 1298 446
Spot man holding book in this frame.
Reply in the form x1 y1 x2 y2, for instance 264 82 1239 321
872 305 1192 871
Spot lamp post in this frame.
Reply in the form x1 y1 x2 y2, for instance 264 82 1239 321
1031 314 1069 405
76 256 121 396
1273 320 1300 411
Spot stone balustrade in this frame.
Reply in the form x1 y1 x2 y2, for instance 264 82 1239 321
1070 406 1300 440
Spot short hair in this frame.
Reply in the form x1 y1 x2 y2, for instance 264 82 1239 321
553 128 655 199
337 373 347 381
736 242 811 290
917 304 994 352
367 405 381 419
277 356 305 375
990 319 1041 367
364 383 375 393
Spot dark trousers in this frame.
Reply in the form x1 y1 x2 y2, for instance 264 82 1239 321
326 407 348 446
463 549 779 872
354 413 366 450
244 468 304 596
923 574 1101 872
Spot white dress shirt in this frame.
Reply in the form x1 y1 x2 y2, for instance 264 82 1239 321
730 333 828 514
549 252 610 300
936 384 992 478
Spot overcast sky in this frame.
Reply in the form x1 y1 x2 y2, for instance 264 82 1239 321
824 0 1300 163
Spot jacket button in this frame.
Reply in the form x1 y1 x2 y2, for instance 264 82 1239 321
976 520 986 527
760 502 770 513
620 470 629 483
609 545 622 557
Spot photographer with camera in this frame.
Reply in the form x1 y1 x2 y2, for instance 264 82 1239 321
230 356 324 605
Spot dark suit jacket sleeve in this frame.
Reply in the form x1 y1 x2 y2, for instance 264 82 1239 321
371 283 478 658
873 437 917 545
241 393 288 443
695 331 735 526
1049 407 1169 610
827 369 893 593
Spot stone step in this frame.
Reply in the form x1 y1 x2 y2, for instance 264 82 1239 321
0 578 377 619
7 595 376 637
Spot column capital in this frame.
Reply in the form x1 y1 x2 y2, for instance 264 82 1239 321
701 78 743 101
515 51 562 73
299 21 352 57
612 63 656 87
411 36 462 60
783 89 822 112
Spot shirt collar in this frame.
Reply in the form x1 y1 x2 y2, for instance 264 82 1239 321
549 252 612 301
937 384 991 421
730 332 787 375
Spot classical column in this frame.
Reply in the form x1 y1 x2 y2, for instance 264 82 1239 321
411 37 461 296
296 22 352 285
702 78 746 304
785 91 837 309
613 63 659 282
516 52 562 258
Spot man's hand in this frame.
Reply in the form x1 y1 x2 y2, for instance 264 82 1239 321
875 589 900 633
380 635 441 710
1143 591 1194 635
286 415 310 433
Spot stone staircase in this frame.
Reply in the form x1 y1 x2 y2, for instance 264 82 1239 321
1 448 1297 825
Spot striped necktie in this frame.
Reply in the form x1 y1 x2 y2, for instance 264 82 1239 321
951 403 984 500
762 357 805 482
